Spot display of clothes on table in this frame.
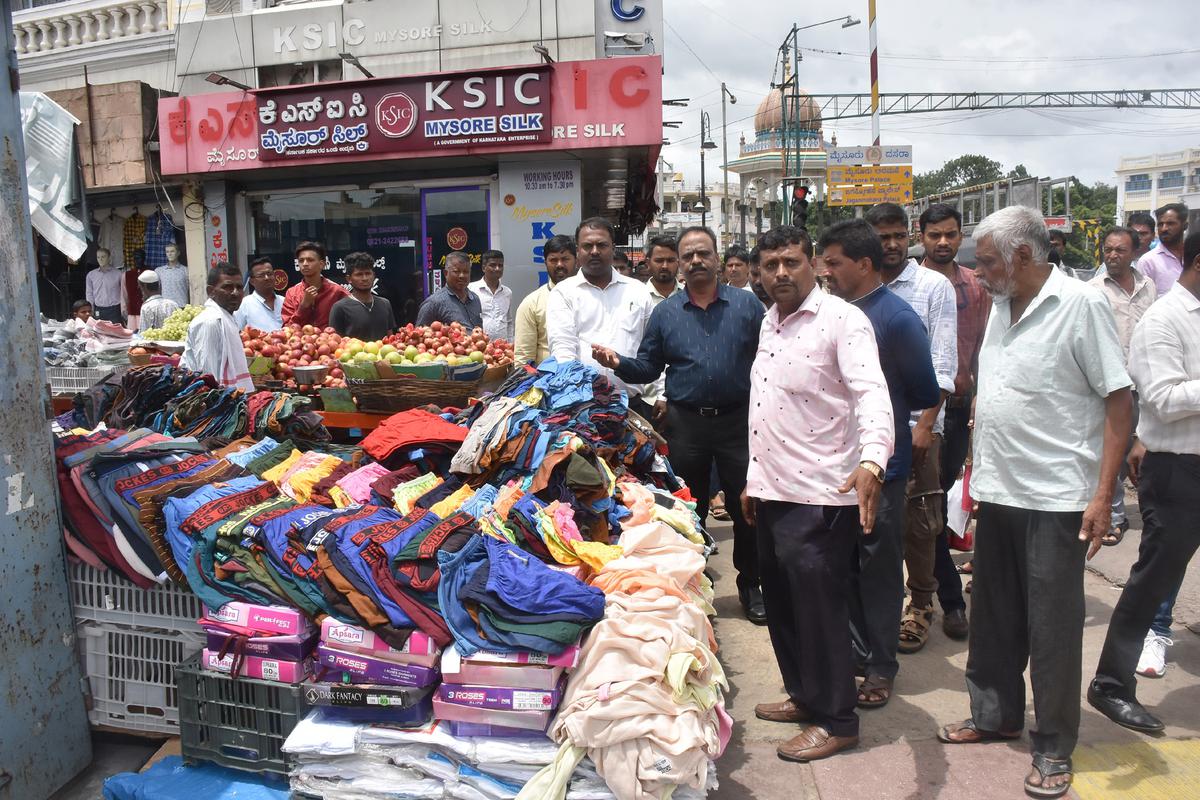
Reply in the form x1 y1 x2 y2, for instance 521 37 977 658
55 355 725 800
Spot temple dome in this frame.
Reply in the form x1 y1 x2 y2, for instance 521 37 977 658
755 87 821 132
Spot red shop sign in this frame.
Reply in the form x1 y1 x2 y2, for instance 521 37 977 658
257 65 551 161
159 56 663 175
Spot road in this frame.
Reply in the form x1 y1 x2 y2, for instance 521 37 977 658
708 486 1200 799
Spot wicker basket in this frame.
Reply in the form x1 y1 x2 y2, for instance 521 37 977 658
348 376 480 412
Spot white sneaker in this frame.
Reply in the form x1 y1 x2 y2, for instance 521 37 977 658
1135 632 1172 678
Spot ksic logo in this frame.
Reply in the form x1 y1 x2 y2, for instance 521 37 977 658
611 0 645 22
377 93 418 138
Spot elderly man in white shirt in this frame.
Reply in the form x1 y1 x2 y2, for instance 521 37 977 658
547 217 654 413
935 206 1132 800
468 249 514 342
867 203 958 654
1089 228 1200 735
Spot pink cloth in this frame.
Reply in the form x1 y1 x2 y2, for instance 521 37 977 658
617 481 656 526
336 462 391 505
746 288 894 506
550 501 583 542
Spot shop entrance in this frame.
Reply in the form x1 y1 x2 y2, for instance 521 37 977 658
421 186 490 294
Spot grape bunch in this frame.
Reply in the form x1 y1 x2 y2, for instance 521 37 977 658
141 304 205 341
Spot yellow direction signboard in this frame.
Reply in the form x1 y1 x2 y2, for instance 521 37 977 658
826 165 913 185
825 164 913 206
826 183 913 206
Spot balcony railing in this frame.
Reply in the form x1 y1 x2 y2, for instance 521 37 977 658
13 0 170 56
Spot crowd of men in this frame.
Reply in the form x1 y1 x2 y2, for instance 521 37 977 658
112 197 1195 799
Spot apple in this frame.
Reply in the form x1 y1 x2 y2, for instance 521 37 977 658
468 350 485 363
380 343 397 357
365 341 381 355
403 345 419 359
385 351 403 364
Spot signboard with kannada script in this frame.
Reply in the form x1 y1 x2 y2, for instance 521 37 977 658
825 144 913 166
827 183 913 206
826 165 913 185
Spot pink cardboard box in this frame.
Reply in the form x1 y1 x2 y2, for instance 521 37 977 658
202 602 311 637
460 644 581 670
432 696 551 732
319 619 440 668
202 649 311 683
441 648 566 691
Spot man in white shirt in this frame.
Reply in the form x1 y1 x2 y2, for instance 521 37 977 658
181 262 254 392
235 257 284 332
469 249 513 342
1088 227 1156 545
936 206 1131 800
137 271 181 334
1089 229 1200 734
547 217 654 412
867 203 958 654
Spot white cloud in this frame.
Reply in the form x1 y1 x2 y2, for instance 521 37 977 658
661 0 1200 190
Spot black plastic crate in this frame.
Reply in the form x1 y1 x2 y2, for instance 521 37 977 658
176 653 309 775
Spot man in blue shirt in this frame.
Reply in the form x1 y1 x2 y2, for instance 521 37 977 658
592 226 767 623
822 219 940 708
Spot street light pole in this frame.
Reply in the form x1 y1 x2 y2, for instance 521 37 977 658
721 83 736 250
699 111 717 228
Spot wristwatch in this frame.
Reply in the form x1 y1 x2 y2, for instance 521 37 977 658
859 461 885 484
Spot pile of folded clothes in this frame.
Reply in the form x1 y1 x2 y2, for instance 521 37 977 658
56 358 724 798
65 365 330 442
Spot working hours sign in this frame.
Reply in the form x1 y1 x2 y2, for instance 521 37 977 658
256 65 552 161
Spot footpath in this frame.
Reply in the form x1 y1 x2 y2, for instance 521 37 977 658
710 488 1200 800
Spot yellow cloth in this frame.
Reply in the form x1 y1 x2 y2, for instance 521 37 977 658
328 486 354 509
260 450 303 484
430 484 475 518
284 455 342 503
517 386 544 407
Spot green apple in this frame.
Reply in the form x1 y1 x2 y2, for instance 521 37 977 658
364 341 381 355
404 345 419 359
468 350 485 363
380 344 397 357
385 351 402 364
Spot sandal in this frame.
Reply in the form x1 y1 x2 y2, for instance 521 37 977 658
956 560 974 574
898 604 934 654
709 495 732 521
857 674 892 709
1102 522 1128 547
1024 754 1073 798
936 719 1022 745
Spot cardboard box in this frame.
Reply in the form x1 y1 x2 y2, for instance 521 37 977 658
316 644 440 687
319 619 440 667
441 648 566 690
202 602 311 637
431 696 551 732
202 649 311 683
203 627 318 661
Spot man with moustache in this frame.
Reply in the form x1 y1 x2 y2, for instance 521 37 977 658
822 219 940 708
1139 203 1189 295
1127 212 1157 265
593 226 767 623
181 262 254 392
547 217 655 416
514 235 577 366
918 203 990 642
743 224 893 761
936 206 1131 800
866 203 958 655
640 235 683 424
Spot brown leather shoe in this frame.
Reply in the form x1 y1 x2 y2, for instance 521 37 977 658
777 725 859 762
755 698 811 723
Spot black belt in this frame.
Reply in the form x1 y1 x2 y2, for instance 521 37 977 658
670 400 747 418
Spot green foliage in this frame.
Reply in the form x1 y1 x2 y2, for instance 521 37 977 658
1049 180 1118 267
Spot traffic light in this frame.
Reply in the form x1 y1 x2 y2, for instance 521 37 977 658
791 185 810 227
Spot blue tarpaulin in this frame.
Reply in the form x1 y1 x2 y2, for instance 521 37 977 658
102 756 289 800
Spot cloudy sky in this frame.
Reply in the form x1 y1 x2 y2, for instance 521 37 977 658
660 0 1200 189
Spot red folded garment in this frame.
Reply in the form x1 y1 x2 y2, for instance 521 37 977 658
361 408 468 461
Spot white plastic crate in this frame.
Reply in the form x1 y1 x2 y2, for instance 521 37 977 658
78 622 205 735
46 365 114 394
70 561 204 633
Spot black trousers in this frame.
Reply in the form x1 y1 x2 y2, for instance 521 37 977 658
758 500 859 737
1094 452 1200 700
92 303 123 324
934 402 970 613
966 503 1086 759
849 478 907 680
666 403 758 590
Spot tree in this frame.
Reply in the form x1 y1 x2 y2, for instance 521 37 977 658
1048 180 1118 267
914 154 1005 196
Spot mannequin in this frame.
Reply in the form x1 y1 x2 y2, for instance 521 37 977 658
84 247 124 323
155 243 191 308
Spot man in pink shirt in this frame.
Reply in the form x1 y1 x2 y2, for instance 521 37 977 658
743 225 895 763
1138 203 1188 295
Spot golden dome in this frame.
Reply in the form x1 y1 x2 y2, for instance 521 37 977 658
755 87 821 133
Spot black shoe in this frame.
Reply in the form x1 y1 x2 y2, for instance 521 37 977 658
943 608 969 641
739 585 767 625
1087 683 1165 734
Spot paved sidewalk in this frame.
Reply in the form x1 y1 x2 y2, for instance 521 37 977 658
708 490 1200 800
